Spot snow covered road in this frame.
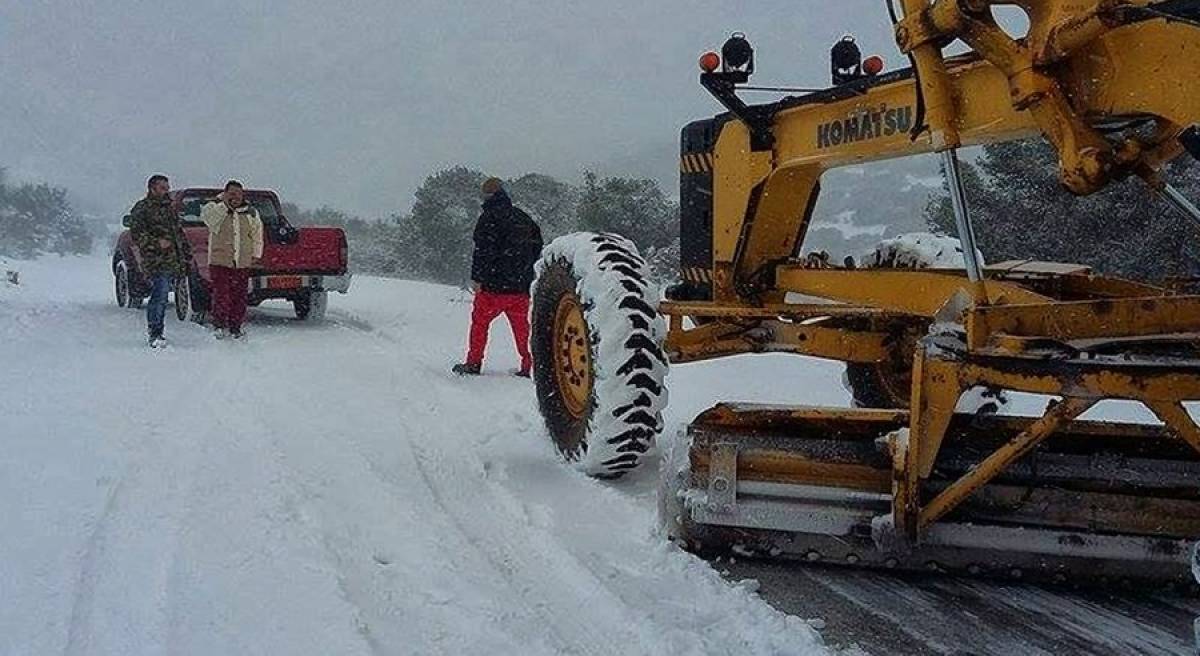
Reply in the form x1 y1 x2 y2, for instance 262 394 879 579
5 255 1199 656
1 256 830 656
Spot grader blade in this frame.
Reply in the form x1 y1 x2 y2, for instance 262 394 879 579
670 404 1200 587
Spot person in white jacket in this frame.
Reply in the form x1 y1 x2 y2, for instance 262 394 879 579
201 180 263 339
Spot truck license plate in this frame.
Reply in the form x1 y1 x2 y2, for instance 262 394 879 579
268 276 302 289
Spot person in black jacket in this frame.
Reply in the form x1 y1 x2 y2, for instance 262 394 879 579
453 178 543 377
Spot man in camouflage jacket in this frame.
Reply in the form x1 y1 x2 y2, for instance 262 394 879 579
129 174 192 347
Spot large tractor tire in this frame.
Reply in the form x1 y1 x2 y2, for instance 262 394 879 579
531 233 668 478
845 233 1004 413
844 233 970 409
844 357 913 409
844 347 1006 413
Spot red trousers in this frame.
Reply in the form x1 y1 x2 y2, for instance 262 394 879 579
466 291 531 371
210 265 250 331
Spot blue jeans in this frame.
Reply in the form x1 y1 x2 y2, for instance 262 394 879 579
146 273 172 337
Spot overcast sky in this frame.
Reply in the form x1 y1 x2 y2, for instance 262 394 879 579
1 1 898 218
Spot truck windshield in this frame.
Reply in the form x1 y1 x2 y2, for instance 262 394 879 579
180 195 281 227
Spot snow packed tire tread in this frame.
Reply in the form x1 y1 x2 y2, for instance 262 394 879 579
532 232 668 478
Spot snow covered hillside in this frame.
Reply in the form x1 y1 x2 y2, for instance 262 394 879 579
803 158 942 260
0 255 836 656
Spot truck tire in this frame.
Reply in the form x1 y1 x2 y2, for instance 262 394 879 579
531 233 668 478
190 272 210 324
114 259 142 309
173 275 193 322
294 290 328 321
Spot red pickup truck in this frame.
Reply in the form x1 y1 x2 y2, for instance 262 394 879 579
112 187 350 321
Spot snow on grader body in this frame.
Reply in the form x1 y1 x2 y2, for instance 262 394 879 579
531 0 1200 586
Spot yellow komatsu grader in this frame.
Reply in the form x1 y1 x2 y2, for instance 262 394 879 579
530 0 1200 585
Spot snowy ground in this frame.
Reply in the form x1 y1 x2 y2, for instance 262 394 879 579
3 255 1198 656
0 255 832 656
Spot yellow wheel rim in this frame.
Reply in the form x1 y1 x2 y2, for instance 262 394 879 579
552 294 593 419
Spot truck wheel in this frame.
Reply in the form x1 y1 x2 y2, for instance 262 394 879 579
114 259 142 309
531 233 668 478
173 275 193 322
294 291 328 321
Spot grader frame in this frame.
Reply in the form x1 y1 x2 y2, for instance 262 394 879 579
661 0 1200 578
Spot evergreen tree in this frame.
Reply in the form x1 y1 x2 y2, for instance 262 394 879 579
283 203 354 227
280 167 686 285
361 215 420 277
927 139 1200 280
577 171 679 251
408 166 488 285
506 173 579 239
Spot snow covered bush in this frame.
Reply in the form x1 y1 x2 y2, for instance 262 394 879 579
0 168 91 258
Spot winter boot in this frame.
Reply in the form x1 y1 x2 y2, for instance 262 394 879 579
513 368 531 378
148 332 168 349
452 362 482 376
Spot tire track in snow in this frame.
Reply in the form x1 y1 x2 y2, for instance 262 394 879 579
232 317 561 653
325 284 829 656
348 313 644 652
403 435 631 655
247 309 653 654
12 294 172 654
62 354 223 656
234 349 388 656
210 325 429 654
63 468 127 656
159 350 268 655
260 355 604 652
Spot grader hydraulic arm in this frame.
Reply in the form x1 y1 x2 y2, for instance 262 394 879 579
688 0 1200 305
